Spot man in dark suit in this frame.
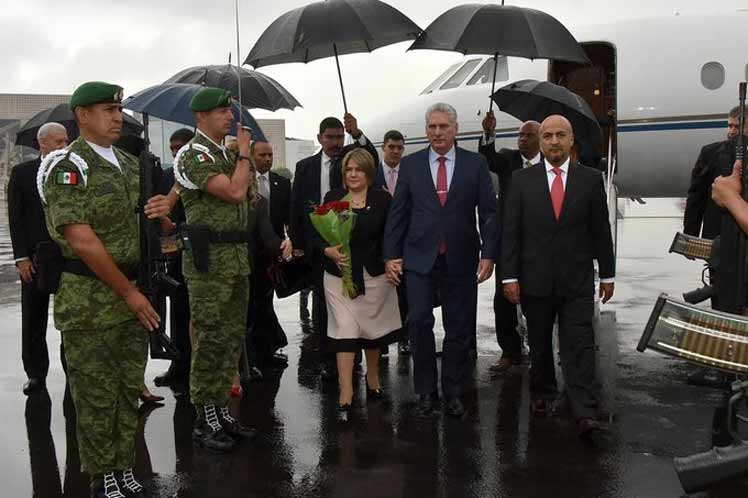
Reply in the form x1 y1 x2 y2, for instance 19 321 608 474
289 114 379 380
8 122 68 394
247 139 292 374
684 105 746 239
479 114 542 374
501 115 615 438
154 128 195 388
384 103 497 417
374 130 410 356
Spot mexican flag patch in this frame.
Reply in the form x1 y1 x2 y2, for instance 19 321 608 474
195 153 208 164
56 171 78 185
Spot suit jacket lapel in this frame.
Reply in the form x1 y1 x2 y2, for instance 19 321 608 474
418 148 441 208
445 148 466 207
558 163 580 225
311 152 322 203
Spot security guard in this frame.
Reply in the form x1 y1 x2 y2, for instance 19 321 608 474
39 81 168 498
174 87 255 451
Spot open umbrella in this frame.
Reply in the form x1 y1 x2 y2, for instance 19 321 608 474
491 79 602 168
15 103 144 149
245 0 421 112
123 83 266 142
164 65 301 111
409 3 589 111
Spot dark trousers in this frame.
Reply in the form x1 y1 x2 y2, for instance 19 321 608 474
246 270 287 369
169 281 192 375
520 293 598 419
406 255 476 397
21 280 51 380
494 278 522 360
396 280 409 343
312 262 336 369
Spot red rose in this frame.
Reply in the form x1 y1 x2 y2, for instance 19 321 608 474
315 204 331 215
337 200 350 211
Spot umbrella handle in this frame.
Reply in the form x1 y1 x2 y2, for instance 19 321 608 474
234 0 243 127
333 43 349 114
489 53 498 113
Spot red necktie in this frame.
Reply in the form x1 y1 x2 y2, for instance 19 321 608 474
437 156 448 253
551 167 564 221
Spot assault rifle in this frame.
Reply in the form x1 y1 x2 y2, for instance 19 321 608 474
138 151 180 360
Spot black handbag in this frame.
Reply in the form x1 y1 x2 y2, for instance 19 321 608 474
267 254 312 298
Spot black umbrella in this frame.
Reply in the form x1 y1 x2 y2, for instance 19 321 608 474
409 3 589 111
491 79 602 167
15 103 144 149
123 83 266 142
164 64 301 112
245 0 421 112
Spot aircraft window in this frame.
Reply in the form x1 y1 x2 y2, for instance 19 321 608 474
420 62 463 94
440 59 482 90
467 57 509 86
701 62 725 90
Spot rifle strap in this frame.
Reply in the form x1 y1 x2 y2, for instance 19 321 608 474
208 230 250 244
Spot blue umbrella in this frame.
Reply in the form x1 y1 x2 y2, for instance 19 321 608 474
123 83 266 141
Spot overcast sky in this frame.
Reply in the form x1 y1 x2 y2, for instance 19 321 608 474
0 0 743 139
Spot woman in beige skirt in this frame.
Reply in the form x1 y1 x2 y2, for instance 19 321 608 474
317 148 402 421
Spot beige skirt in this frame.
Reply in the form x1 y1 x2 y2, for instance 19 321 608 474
323 269 402 351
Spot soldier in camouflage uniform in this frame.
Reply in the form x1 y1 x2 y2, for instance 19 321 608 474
39 81 171 498
173 87 256 452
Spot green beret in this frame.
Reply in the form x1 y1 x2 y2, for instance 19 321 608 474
69 81 123 109
190 87 233 112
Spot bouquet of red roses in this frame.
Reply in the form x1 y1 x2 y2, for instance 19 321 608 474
310 198 358 298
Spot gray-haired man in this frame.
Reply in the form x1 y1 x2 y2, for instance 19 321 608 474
8 121 69 394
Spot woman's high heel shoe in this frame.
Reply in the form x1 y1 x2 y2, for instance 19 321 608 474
366 384 384 400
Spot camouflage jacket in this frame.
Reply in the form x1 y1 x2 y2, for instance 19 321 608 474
39 136 140 331
174 130 250 279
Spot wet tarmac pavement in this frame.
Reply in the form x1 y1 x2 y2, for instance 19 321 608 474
1 215 748 498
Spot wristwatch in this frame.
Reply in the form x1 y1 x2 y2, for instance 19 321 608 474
237 155 251 163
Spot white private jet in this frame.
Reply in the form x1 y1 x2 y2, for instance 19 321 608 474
367 10 748 199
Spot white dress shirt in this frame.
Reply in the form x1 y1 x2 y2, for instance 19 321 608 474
502 157 614 284
86 141 121 171
428 145 456 191
257 171 271 200
524 152 542 168
382 160 400 193
320 151 333 203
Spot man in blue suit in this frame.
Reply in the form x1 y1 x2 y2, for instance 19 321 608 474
384 103 498 417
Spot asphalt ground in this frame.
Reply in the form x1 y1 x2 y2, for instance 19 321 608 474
1 215 747 498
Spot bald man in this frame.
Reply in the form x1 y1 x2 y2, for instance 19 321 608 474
480 114 543 373
8 122 69 394
500 115 615 438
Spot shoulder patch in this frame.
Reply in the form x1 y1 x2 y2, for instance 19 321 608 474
173 143 200 191
36 149 89 204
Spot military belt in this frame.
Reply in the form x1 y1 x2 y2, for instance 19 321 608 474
63 258 138 281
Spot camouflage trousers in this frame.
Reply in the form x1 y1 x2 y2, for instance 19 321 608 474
187 274 249 408
62 319 147 476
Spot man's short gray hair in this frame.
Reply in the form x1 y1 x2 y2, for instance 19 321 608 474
425 103 458 124
37 122 67 142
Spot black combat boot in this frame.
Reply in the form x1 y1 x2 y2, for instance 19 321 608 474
117 468 145 497
219 406 258 440
90 472 126 498
192 404 236 452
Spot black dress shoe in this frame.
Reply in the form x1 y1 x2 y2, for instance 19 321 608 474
320 365 338 382
23 378 44 395
416 393 439 417
577 417 601 438
397 341 411 356
270 352 289 365
337 403 352 422
445 397 465 417
153 367 188 386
